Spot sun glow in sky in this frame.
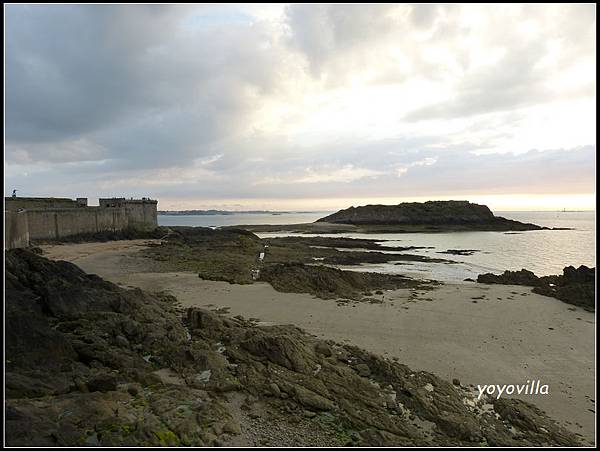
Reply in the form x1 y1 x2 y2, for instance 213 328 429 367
156 194 596 213
4 4 596 211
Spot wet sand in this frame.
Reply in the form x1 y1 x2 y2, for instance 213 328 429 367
41 240 596 444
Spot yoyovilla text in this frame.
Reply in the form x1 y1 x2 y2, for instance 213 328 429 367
477 380 549 400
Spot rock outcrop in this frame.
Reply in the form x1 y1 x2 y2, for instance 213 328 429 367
317 201 544 231
477 269 540 286
143 228 446 299
5 249 583 446
477 266 595 311
259 262 438 300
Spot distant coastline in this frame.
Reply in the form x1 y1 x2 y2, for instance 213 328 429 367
158 210 318 216
158 208 594 216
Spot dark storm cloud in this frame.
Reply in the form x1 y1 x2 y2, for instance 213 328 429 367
6 5 177 144
5 4 285 167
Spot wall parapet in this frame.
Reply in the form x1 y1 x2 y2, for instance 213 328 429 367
5 197 80 211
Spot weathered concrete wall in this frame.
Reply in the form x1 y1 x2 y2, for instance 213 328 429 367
144 202 158 229
124 202 158 231
5 210 30 249
26 210 59 240
55 209 98 238
96 208 129 232
25 207 131 240
123 203 145 229
5 197 79 211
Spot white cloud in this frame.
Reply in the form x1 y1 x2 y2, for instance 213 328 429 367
256 164 385 185
396 157 438 177
296 165 385 184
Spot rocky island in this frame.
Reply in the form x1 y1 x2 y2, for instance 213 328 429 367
233 201 551 234
316 201 545 232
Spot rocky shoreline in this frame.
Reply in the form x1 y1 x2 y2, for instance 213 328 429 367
141 227 444 301
5 248 584 446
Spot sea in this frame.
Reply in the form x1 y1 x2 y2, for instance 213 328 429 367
158 211 595 282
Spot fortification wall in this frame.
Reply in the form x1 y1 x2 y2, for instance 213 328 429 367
5 210 29 249
4 196 157 247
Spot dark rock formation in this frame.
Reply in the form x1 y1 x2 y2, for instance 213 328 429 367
533 266 595 311
263 236 449 266
144 229 449 295
438 249 480 256
263 236 423 251
477 266 595 311
477 269 540 286
143 226 264 284
317 201 543 231
259 262 438 300
5 249 583 446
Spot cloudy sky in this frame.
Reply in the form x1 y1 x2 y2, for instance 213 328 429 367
5 4 596 211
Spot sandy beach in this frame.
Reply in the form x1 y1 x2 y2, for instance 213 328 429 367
41 239 596 445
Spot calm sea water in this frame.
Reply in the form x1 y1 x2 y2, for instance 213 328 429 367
158 211 595 282
158 212 327 227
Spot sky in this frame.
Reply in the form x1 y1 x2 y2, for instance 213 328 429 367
4 4 597 211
